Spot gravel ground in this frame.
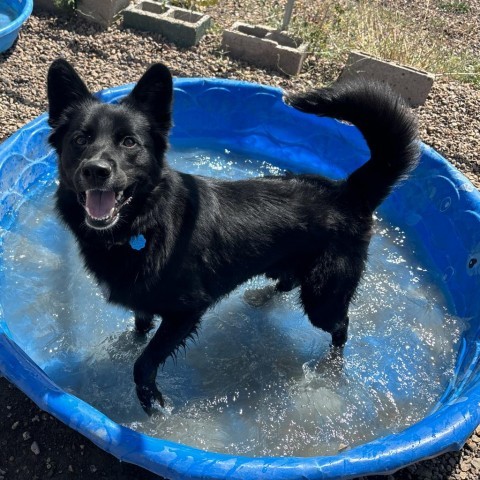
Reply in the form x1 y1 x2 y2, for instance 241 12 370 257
0 3 480 479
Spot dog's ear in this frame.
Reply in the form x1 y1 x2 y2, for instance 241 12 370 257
47 59 92 128
123 63 173 132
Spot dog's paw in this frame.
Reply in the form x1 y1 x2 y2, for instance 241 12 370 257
243 285 276 307
136 382 165 416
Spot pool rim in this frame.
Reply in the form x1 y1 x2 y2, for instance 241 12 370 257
0 78 479 480
0 0 33 52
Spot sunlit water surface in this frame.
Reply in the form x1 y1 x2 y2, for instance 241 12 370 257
0 147 463 456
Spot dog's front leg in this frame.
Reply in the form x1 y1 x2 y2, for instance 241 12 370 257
134 311 155 334
133 312 201 415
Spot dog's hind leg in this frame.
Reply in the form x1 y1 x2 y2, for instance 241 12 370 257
133 312 201 415
302 289 350 347
300 254 364 348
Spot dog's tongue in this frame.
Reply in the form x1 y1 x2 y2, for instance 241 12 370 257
85 190 115 219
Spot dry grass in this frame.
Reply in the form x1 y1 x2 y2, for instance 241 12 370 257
258 0 480 86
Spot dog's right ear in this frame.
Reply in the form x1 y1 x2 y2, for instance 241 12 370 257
47 59 92 128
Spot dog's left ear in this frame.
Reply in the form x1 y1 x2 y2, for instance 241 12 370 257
123 63 173 132
47 59 93 128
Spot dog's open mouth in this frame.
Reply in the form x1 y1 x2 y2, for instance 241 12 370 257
79 190 132 229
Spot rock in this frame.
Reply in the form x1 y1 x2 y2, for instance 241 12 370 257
30 441 40 455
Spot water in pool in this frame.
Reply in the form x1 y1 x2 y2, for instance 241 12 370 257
0 146 463 457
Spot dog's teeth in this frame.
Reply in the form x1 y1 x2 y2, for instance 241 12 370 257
99 210 114 221
89 209 116 222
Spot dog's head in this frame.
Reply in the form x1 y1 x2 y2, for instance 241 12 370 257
47 59 173 231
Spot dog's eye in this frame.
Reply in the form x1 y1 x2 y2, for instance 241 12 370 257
122 137 136 148
74 135 88 146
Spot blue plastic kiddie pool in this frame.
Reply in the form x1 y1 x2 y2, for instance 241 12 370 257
0 0 32 53
0 79 479 479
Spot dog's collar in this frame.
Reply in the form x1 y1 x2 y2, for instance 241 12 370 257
85 233 147 251
129 234 147 251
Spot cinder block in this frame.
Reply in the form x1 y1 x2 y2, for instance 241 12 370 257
76 0 131 26
339 50 435 107
221 22 308 76
123 1 212 48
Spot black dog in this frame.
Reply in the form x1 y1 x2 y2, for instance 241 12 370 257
47 59 419 414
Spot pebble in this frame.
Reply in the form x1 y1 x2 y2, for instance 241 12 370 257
30 441 40 455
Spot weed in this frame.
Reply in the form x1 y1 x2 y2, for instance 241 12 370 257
280 0 479 86
170 0 219 10
53 0 76 11
438 1 471 14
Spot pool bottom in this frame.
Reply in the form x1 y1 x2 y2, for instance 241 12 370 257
0 146 463 457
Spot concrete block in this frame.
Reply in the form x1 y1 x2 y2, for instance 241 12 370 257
123 1 212 48
339 50 435 107
76 0 131 26
221 22 308 76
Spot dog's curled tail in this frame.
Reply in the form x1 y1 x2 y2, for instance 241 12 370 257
285 79 420 212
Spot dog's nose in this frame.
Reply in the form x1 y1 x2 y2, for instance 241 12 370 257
81 161 112 182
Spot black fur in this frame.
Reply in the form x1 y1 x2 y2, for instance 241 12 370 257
47 59 419 414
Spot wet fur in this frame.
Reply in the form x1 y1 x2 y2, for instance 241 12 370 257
47 59 419 414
